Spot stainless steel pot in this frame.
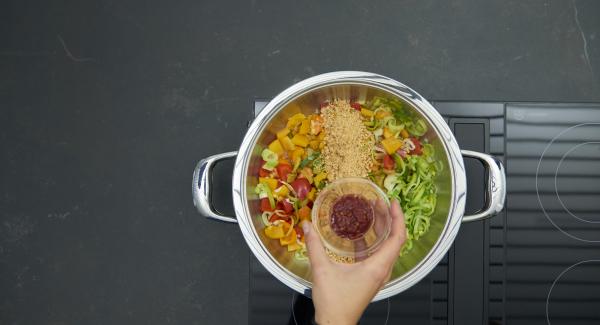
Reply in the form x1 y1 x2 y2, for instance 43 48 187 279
192 71 506 301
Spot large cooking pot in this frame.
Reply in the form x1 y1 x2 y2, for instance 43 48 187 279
192 71 505 301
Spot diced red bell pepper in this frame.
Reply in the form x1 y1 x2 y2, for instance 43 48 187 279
350 102 362 111
383 154 395 170
269 214 289 223
410 138 423 155
295 226 304 240
260 198 274 212
259 168 270 177
282 200 294 214
276 163 292 181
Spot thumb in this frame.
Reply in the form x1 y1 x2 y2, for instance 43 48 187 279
302 221 330 269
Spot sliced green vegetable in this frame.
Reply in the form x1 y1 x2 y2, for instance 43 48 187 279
261 148 279 170
254 183 270 198
255 183 275 209
407 119 428 136
299 152 320 169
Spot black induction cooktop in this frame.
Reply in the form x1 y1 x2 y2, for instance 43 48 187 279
247 101 600 325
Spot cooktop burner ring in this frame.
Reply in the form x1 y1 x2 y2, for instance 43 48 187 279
545 259 600 325
536 122 600 242
554 141 600 224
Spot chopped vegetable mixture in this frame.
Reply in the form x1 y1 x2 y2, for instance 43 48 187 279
256 97 440 260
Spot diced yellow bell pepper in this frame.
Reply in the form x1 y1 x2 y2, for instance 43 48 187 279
279 228 297 245
268 139 284 154
291 134 309 147
264 225 285 239
307 188 316 201
309 140 320 150
281 221 291 232
279 158 291 166
383 127 394 139
293 157 301 171
314 172 328 187
400 129 409 138
274 185 289 197
299 119 310 135
259 177 278 191
276 128 290 139
361 108 375 117
286 113 306 129
381 138 403 155
279 136 296 151
287 241 301 251
291 148 305 163
375 110 391 119
300 168 313 184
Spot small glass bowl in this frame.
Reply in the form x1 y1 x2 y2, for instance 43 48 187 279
312 177 391 262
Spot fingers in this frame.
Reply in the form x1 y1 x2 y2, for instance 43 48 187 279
367 199 407 269
372 199 388 237
302 221 330 268
388 199 407 243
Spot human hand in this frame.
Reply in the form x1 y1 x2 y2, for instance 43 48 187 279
303 199 407 325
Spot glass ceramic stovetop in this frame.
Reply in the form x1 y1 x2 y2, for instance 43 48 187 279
247 101 600 325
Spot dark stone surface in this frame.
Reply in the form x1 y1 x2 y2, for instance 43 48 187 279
1 0 599 324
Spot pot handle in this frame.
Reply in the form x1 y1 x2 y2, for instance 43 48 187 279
192 151 238 223
460 150 506 223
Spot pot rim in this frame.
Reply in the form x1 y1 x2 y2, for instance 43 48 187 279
232 71 466 301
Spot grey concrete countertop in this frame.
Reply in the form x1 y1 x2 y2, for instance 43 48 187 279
1 1 599 324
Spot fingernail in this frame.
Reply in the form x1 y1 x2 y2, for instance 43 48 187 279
302 222 311 235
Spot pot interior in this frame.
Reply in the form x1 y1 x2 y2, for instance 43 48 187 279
245 82 452 286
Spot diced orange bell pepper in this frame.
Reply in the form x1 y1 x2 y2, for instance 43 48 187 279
264 225 285 239
297 206 312 222
280 228 297 245
268 139 284 154
291 134 309 147
381 138 403 154
291 148 305 163
400 129 409 138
